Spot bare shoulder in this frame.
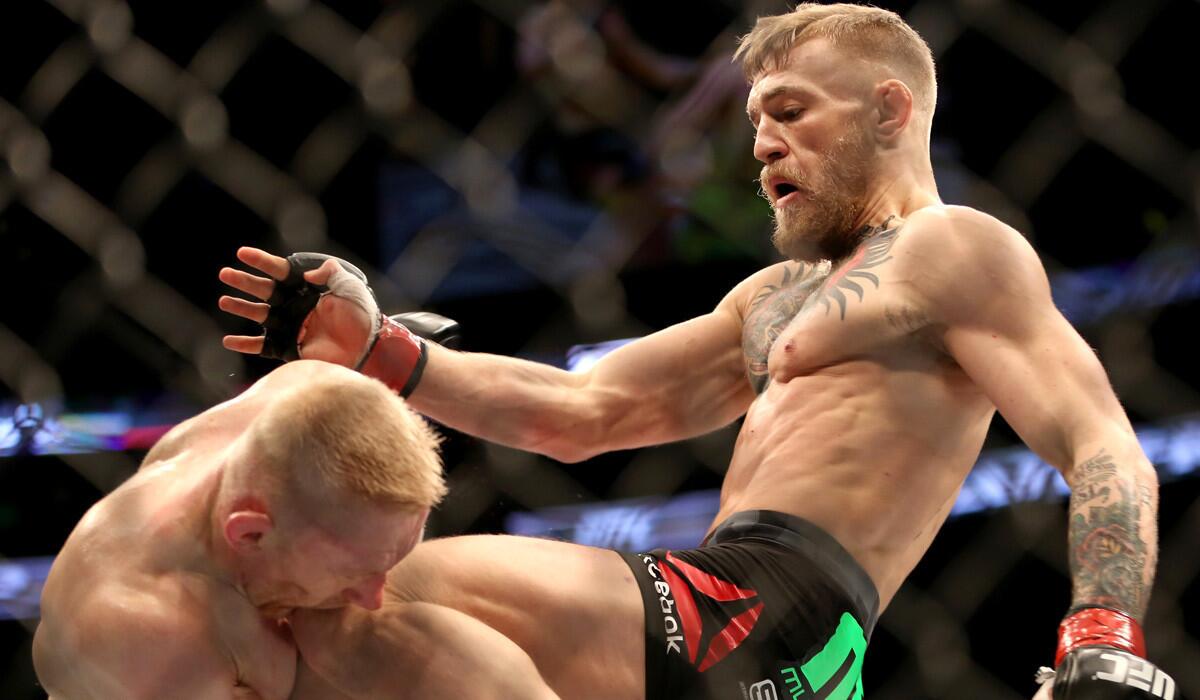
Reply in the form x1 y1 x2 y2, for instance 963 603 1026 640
140 413 203 467
718 260 810 320
69 575 219 651
36 576 234 698
896 205 1050 319
897 205 1042 273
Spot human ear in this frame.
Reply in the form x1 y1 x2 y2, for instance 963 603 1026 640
875 79 913 140
224 510 274 550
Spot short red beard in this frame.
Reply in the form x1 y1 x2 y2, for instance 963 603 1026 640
761 127 873 262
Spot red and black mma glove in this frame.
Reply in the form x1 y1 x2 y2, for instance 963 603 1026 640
260 252 460 397
1037 606 1176 699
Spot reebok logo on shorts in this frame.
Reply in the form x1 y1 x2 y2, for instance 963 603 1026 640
646 551 765 672
639 554 687 656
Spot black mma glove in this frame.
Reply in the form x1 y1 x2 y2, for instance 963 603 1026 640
1046 646 1175 699
1036 607 1176 699
259 252 460 397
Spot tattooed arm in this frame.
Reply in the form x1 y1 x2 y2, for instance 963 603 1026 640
1065 448 1156 618
903 206 1169 691
898 207 1158 620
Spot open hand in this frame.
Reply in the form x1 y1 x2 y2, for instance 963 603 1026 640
218 247 374 367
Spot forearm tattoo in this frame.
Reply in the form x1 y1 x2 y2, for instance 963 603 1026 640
1068 448 1155 619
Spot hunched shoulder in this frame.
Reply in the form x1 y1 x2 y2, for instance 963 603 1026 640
895 205 1036 270
894 205 1050 324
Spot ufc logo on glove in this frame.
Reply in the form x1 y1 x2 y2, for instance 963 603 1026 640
1093 652 1175 699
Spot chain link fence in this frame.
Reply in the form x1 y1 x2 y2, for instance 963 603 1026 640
1 0 1197 697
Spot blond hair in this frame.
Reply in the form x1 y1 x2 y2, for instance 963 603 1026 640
247 367 446 509
734 3 937 116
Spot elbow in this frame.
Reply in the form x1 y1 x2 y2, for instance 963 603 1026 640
526 426 600 463
520 393 615 464
542 443 598 464
1064 437 1157 488
1132 458 1159 494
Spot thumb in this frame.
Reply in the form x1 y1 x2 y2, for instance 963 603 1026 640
303 258 341 286
1032 680 1054 700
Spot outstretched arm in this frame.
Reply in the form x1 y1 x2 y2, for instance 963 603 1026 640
408 307 754 462
220 247 757 462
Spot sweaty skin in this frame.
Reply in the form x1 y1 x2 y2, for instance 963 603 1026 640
715 217 994 604
219 34 1156 700
32 362 460 700
33 368 303 700
366 207 1153 700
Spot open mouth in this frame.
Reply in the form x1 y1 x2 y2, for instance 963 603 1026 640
770 178 803 205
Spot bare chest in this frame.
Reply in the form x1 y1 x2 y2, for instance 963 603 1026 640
741 228 932 392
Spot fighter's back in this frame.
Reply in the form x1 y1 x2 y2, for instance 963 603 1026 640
719 205 1024 607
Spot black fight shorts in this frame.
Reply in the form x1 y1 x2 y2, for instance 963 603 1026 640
619 510 880 700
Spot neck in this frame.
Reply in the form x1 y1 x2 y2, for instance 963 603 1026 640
850 158 940 234
201 460 249 595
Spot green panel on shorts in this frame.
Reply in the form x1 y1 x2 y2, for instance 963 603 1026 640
780 612 867 699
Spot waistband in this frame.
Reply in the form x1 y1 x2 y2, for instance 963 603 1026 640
703 510 880 634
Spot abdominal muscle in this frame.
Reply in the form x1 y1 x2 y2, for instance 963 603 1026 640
712 360 995 609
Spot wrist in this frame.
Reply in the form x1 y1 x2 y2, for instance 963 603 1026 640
1056 606 1146 667
357 315 428 397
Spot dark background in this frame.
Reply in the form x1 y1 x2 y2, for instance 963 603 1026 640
1 0 1198 697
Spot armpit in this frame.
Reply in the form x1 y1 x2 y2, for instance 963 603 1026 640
884 304 956 362
883 304 927 334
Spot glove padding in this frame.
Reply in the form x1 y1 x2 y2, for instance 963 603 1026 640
354 312 462 397
388 312 462 350
1047 647 1176 699
261 252 381 363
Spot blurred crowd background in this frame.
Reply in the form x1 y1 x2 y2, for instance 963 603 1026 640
1 0 1198 697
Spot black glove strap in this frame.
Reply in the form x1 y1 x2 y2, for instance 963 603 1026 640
260 253 372 361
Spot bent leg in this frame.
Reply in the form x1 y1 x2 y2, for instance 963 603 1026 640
290 602 559 700
385 535 645 700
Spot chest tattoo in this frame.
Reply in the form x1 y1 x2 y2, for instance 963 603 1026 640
741 222 902 393
812 224 899 320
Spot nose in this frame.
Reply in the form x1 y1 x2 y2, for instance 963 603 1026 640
343 573 387 611
752 119 788 165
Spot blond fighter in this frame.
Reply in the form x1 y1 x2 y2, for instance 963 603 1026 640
32 361 557 700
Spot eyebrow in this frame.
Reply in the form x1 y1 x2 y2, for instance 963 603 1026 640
747 84 816 123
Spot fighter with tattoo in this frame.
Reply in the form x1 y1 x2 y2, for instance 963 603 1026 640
215 4 1172 699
